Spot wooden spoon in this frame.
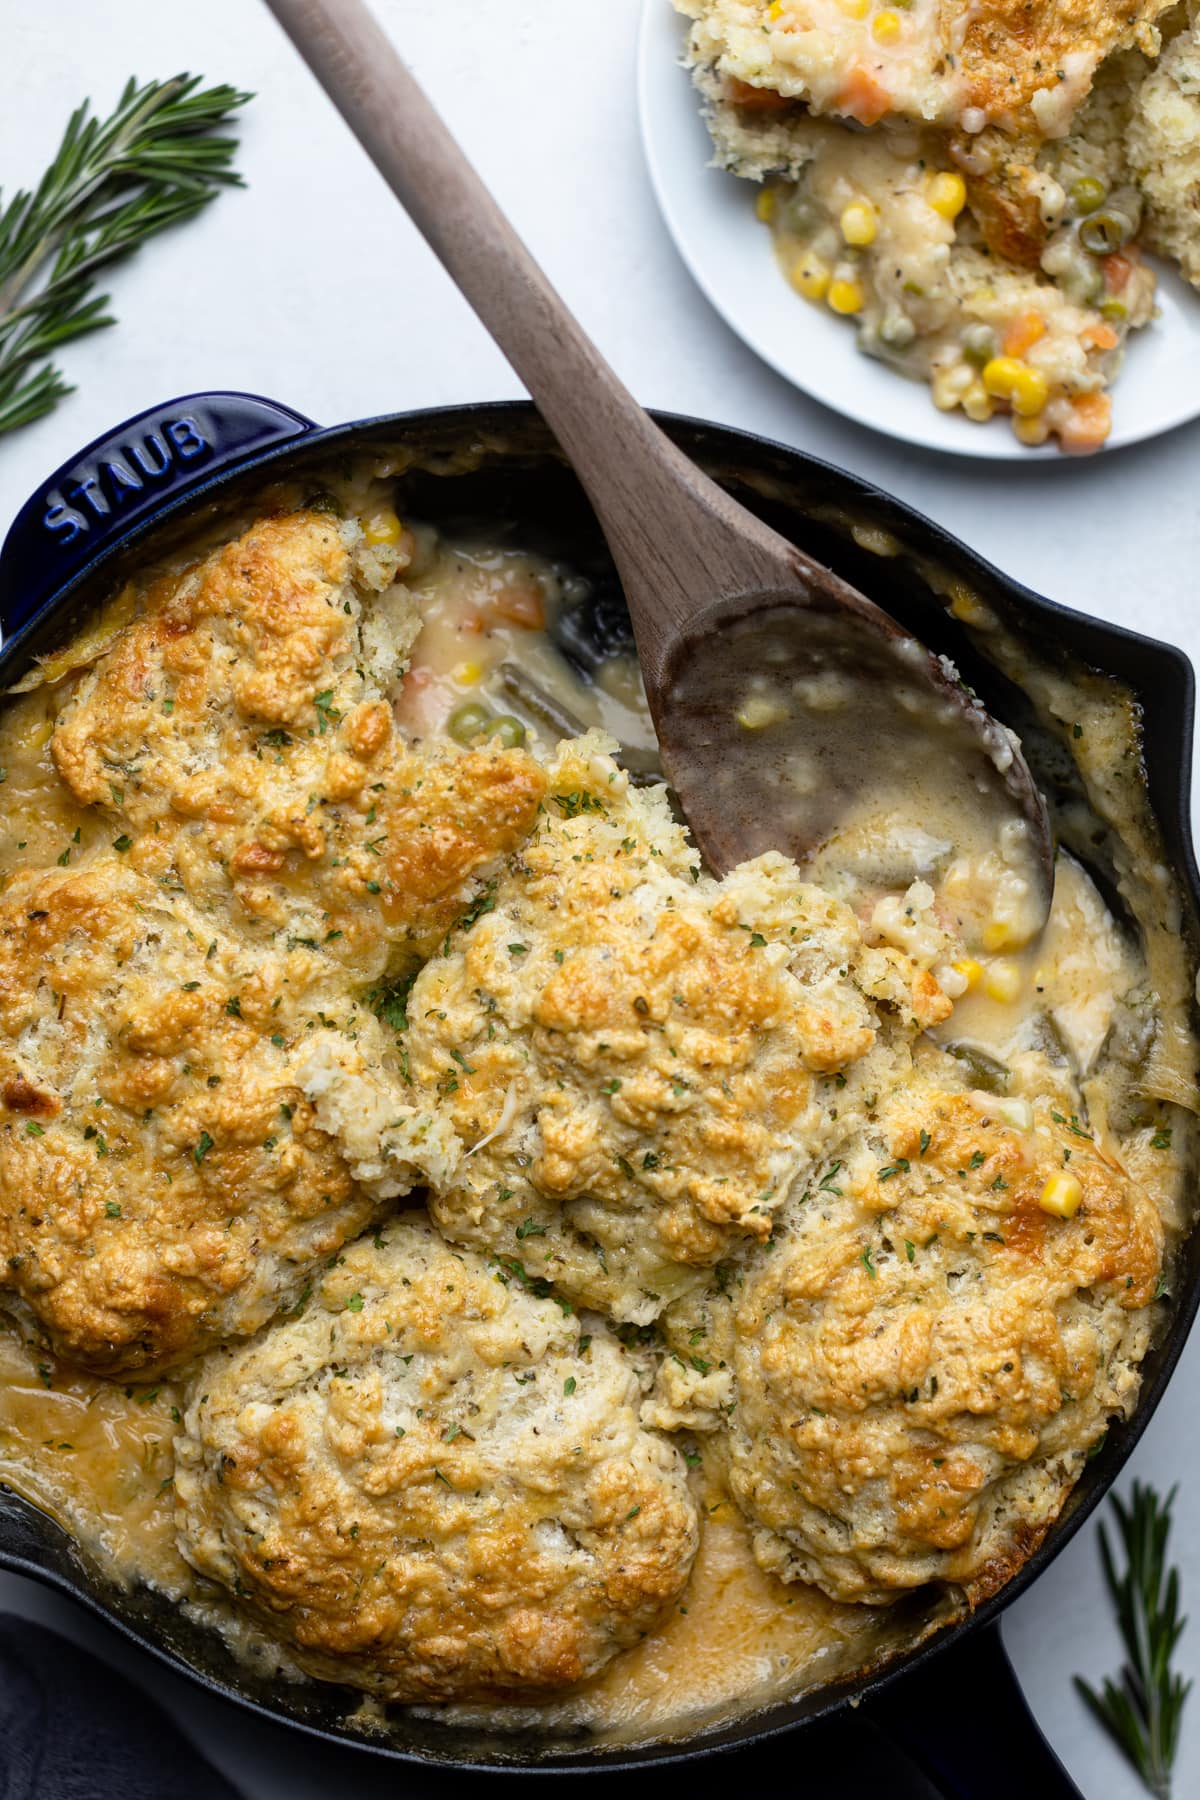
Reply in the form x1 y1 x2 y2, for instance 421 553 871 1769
263 0 1054 937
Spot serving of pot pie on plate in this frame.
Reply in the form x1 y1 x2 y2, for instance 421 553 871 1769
644 0 1200 453
0 467 1192 1740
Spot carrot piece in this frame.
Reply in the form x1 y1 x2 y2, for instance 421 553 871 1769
1081 321 1120 352
727 78 793 113
838 65 890 126
489 582 546 630
1003 311 1046 358
1058 392 1112 453
1103 252 1134 293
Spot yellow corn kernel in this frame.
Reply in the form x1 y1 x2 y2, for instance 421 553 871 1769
767 0 785 17
756 186 776 223
840 201 877 246
952 957 983 991
981 356 1022 396
962 379 994 423
736 694 784 730
362 506 405 547
873 9 902 42
931 363 973 412
982 356 1049 417
948 583 990 626
1010 370 1049 417
1039 1172 1083 1219
453 660 484 687
927 171 967 221
837 0 870 15
981 918 1020 952
828 277 865 315
1013 413 1051 447
982 958 1022 1003
789 252 830 302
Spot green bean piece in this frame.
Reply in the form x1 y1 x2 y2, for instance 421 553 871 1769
447 700 493 743
1025 1010 1075 1070
943 1040 1011 1094
1079 209 1134 255
499 664 586 739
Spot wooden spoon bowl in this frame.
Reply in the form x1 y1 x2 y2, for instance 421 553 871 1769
656 585 1045 882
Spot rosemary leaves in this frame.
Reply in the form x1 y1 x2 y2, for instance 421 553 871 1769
0 75 250 437
1076 1482 1192 1799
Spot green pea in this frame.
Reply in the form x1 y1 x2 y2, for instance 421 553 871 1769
878 311 917 350
487 714 527 748
779 193 818 237
962 323 997 368
1070 176 1108 217
447 701 492 743
1099 297 1128 323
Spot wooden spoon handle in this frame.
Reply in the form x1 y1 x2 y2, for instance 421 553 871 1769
263 0 809 678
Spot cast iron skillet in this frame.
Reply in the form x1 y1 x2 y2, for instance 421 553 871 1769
0 393 1196 1796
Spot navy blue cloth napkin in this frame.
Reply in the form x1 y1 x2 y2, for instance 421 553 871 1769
0 1615 242 1800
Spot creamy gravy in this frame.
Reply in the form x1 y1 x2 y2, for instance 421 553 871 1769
762 118 1154 454
0 1329 186 1590
393 535 654 759
0 471 1191 1749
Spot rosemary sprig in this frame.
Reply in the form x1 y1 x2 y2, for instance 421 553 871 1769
0 74 250 437
1075 1482 1192 1799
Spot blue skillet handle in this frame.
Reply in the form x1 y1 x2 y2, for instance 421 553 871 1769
0 391 317 639
865 1622 1084 1798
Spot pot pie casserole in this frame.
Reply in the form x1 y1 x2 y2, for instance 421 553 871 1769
0 467 1192 1742
675 0 1200 450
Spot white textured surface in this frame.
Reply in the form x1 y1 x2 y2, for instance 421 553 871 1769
0 2 1197 1794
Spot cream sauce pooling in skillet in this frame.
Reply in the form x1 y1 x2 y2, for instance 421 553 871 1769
0 472 1190 1749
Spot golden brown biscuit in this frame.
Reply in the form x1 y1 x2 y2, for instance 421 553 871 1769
1126 18 1200 284
713 1072 1162 1604
51 510 547 979
678 0 1171 137
174 1217 699 1701
956 0 1168 134
0 862 454 1373
408 735 947 1323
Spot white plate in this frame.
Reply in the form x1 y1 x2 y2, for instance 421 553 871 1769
637 0 1200 459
